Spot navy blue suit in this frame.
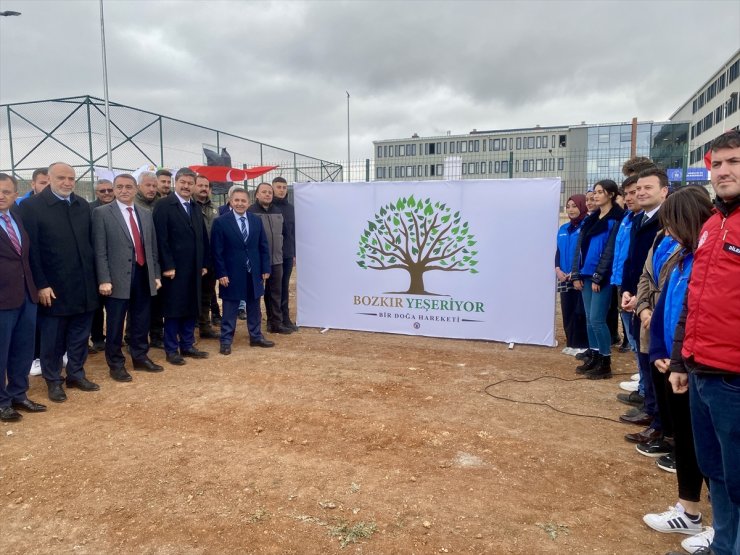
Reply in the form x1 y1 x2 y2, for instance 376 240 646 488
210 211 270 344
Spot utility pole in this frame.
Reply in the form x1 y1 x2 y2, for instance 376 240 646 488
346 91 350 182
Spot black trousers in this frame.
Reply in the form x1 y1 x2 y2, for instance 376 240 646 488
652 364 674 438
149 289 164 341
263 263 283 329
607 286 620 344
280 256 294 325
668 380 706 502
90 299 106 344
38 311 94 384
560 288 588 349
199 270 216 328
105 263 151 369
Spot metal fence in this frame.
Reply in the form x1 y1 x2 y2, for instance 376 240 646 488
0 95 343 199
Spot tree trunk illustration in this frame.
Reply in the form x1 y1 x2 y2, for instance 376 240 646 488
405 266 427 294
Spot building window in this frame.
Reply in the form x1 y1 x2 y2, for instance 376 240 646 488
516 137 522 149
515 160 520 172
474 140 480 152
462 164 467 175
502 138 507 150
417 165 422 176
394 166 400 178
535 136 542 149
468 162 476 174
559 135 567 148
551 135 556 148
542 136 548 148
436 142 442 154
406 166 414 177
494 161 501 173
727 92 739 117
449 142 455 154
459 141 467 153
536 159 544 172
501 160 509 174
548 158 554 171
376 167 385 179
444 142 447 154
429 164 435 176
483 140 487 152
527 137 535 149
493 138 500 151
436 164 443 176
558 158 564 171
523 160 529 172
729 59 739 83
399 166 406 177
529 159 535 171
377 146 382 158
480 162 486 174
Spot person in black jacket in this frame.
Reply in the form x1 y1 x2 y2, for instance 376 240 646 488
271 177 298 331
571 180 624 379
618 167 669 430
152 168 210 365
20 162 101 402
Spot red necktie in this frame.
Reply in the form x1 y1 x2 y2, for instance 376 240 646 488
127 207 145 266
1 213 21 256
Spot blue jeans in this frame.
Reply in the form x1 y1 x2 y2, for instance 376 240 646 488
690 372 740 555
581 279 613 356
620 310 642 394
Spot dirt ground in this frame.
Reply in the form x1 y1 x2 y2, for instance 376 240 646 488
1 288 700 555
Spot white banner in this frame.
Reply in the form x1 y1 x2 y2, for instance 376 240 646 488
295 179 561 346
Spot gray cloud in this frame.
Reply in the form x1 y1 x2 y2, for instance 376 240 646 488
1 0 738 163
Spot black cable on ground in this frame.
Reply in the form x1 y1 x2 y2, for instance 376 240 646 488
483 372 637 424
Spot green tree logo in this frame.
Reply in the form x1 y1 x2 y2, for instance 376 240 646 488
356 196 478 295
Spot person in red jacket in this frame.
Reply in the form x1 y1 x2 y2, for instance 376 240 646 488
668 130 740 555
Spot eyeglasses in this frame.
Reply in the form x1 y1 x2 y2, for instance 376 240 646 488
98 188 114 193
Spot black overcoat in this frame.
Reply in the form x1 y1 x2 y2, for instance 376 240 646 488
152 194 210 318
19 187 98 316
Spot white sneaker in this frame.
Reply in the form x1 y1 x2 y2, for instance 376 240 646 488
29 358 42 376
561 347 573 355
63 353 68 368
571 348 588 356
643 503 703 535
631 373 639 381
681 527 714 553
619 380 639 392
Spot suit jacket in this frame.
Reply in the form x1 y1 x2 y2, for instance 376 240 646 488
92 202 161 299
0 207 38 310
622 210 662 295
19 187 98 316
152 193 209 318
210 212 270 301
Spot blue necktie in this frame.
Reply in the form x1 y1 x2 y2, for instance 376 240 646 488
240 216 251 272
183 202 190 216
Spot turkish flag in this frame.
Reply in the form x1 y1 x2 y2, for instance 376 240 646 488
189 165 278 182
704 150 712 170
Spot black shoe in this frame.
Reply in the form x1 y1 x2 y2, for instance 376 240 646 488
619 410 653 426
267 324 293 335
181 347 209 359
656 452 677 473
132 358 164 372
166 352 186 365
586 356 612 380
575 348 594 361
0 406 22 422
66 377 101 391
92 341 106 352
47 382 67 403
617 391 644 407
250 338 275 348
149 337 165 349
576 352 600 374
237 309 247 321
211 316 222 327
219 344 231 355
283 321 300 332
199 326 219 339
109 367 133 382
636 439 674 458
12 399 47 413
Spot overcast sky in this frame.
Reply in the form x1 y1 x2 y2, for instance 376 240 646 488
1 0 739 163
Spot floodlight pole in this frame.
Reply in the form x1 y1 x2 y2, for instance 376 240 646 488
99 0 113 170
346 91 350 182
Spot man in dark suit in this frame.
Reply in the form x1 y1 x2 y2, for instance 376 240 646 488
0 173 46 421
19 162 100 403
152 168 210 365
211 186 273 355
93 174 164 382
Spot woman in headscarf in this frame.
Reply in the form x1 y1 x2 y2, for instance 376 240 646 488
555 194 589 355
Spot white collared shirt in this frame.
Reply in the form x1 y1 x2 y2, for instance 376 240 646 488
116 200 139 242
233 210 249 236
174 191 191 214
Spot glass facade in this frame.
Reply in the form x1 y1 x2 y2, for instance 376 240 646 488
586 122 689 186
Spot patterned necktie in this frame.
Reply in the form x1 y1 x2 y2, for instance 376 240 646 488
127 207 145 266
1 213 21 255
239 216 251 272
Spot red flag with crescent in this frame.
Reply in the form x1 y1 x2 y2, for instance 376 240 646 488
188 165 278 182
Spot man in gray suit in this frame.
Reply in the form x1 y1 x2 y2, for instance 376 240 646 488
92 174 163 381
